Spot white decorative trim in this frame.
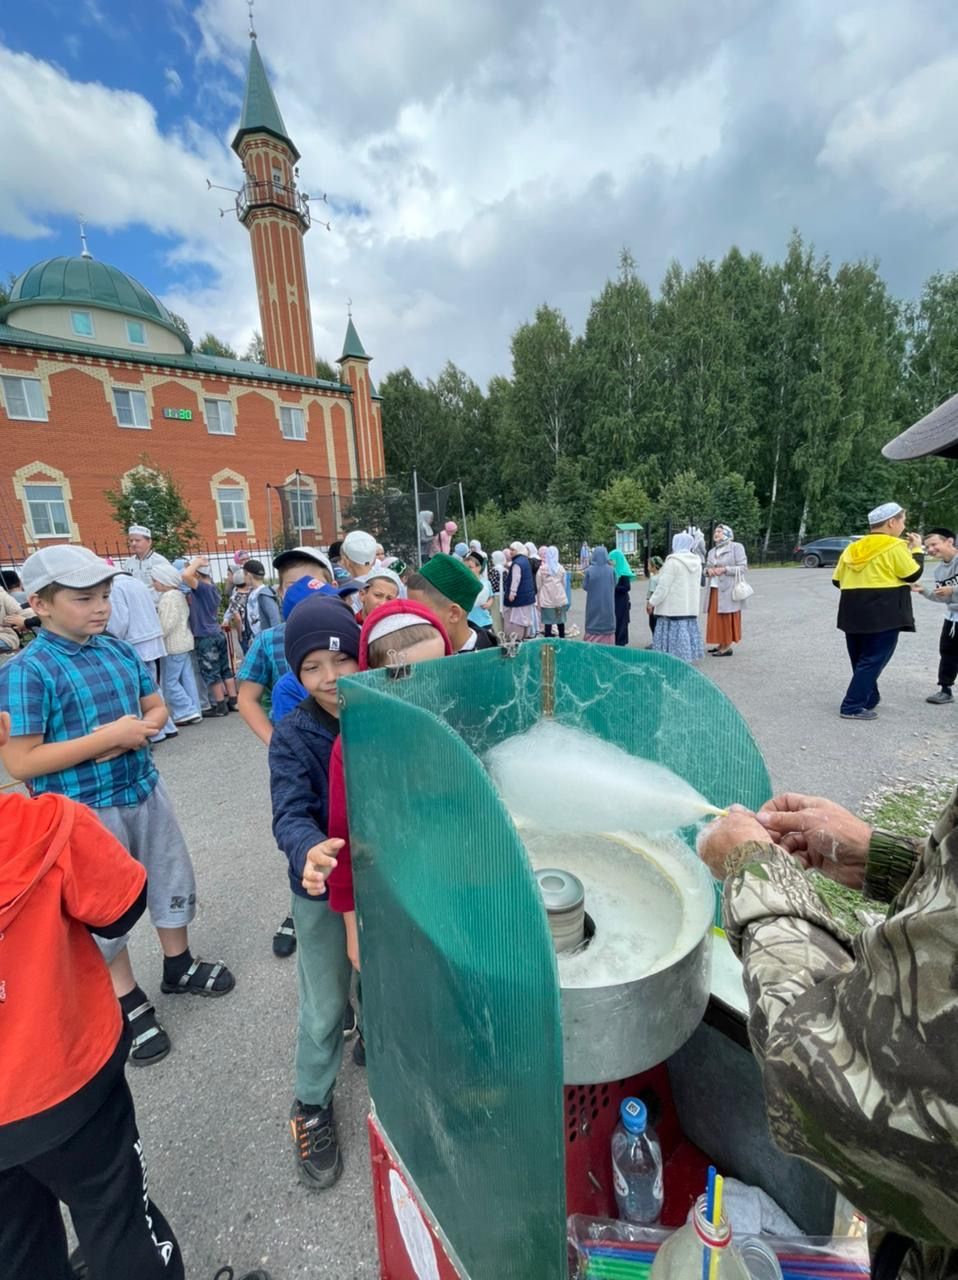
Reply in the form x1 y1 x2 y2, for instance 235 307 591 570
12 460 80 547
210 467 255 538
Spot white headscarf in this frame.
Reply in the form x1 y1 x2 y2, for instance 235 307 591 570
492 549 507 568
545 546 561 575
150 562 183 589
525 541 538 558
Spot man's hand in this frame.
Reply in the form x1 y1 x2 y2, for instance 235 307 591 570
757 794 871 889
302 838 344 896
697 805 775 880
906 532 923 550
344 910 361 971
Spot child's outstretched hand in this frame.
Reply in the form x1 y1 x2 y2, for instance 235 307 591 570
344 911 361 971
302 838 344 896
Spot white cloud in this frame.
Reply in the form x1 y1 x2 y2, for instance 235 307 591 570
164 66 183 96
2 2 958 386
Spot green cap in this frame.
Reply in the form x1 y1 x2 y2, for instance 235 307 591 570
419 554 481 612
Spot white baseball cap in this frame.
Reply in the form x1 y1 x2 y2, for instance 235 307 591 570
272 545 334 578
341 530 377 567
21 546 124 596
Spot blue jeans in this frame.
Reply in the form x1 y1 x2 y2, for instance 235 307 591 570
160 652 202 722
841 630 900 714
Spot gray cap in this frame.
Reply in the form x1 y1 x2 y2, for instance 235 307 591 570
21 546 123 596
272 544 334 578
883 391 958 461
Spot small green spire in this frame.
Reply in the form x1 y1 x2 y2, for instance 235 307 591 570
339 316 369 361
232 37 299 161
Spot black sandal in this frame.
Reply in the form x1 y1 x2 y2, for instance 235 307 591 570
161 958 235 997
125 997 171 1066
272 916 296 958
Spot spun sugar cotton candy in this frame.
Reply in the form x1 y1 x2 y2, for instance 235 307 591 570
485 720 721 836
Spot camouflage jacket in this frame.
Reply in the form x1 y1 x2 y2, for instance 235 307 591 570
723 793 958 1280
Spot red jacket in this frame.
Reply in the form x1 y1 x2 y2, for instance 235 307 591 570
326 600 451 913
0 792 145 1126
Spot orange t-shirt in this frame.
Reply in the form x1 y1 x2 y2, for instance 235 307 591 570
0 792 146 1125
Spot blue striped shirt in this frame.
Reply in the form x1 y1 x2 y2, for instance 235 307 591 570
0 628 158 809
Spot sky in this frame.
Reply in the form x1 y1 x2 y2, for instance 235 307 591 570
1 0 957 385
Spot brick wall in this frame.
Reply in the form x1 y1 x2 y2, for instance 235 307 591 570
0 345 374 561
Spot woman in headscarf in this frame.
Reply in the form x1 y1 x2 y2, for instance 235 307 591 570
464 549 494 632
608 548 636 647
536 546 569 638
582 546 616 644
503 542 536 640
645 555 664 647
488 549 506 633
705 523 748 656
649 534 706 662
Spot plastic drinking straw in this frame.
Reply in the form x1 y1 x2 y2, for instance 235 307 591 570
702 1165 717 1280
708 1174 725 1280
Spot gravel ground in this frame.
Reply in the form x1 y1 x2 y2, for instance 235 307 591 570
1 564 952 1278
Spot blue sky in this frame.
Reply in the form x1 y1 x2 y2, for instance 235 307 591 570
2 1 957 382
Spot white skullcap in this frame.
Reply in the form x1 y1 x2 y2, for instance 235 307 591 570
128 524 152 538
367 611 433 645
868 502 904 525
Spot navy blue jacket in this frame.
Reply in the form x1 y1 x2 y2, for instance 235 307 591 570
268 697 338 900
505 554 536 607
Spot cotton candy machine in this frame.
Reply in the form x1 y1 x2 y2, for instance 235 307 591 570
528 831 714 1084
338 640 776 1279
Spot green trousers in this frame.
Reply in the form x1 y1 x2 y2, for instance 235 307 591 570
291 895 353 1107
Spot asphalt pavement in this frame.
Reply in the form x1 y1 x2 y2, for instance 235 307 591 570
2 565 952 1278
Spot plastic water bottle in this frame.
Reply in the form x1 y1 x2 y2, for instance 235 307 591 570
611 1097 663 1225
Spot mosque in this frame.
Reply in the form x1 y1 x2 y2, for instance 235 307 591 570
0 30 384 562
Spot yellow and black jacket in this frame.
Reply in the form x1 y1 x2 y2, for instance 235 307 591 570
832 535 924 634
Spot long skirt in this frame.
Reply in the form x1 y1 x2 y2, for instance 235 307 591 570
614 585 631 647
584 632 614 645
706 587 742 647
653 616 704 663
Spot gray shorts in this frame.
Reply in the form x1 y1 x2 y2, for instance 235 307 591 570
95 777 197 961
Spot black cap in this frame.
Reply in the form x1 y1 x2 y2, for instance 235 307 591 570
244 559 266 577
284 595 361 678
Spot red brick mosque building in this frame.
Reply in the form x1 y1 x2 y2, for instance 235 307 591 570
0 32 384 563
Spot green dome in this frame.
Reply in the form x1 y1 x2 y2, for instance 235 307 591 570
0 256 189 349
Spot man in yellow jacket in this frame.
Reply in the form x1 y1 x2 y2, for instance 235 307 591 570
833 502 924 720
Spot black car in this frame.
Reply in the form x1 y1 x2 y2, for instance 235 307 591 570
794 536 861 568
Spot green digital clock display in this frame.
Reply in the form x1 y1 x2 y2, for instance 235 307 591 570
163 408 193 420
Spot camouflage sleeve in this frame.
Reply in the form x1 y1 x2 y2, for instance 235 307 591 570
864 829 923 904
722 831 958 1250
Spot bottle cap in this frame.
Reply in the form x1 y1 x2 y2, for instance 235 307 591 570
619 1097 647 1134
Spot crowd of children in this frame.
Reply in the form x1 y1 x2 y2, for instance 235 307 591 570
0 524 590 1275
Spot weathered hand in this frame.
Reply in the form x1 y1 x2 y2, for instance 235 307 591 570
696 805 775 880
757 794 871 889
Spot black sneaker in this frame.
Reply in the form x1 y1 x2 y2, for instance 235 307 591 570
927 689 954 705
201 706 219 719
352 1033 366 1068
342 1001 357 1037
272 916 296 958
840 709 878 720
212 1268 272 1280
227 696 238 712
289 1100 342 1189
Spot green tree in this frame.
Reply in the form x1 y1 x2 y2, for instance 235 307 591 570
591 475 650 544
166 309 192 345
315 357 338 381
547 456 595 544
105 457 198 559
242 331 266 363
708 473 762 544
503 498 571 549
341 480 417 562
468 500 510 554
652 470 711 529
504 305 580 487
0 271 18 307
196 332 238 358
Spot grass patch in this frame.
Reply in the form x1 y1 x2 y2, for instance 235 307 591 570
860 778 955 839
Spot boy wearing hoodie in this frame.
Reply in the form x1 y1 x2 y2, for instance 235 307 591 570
268 595 361 1190
916 527 958 705
832 503 924 720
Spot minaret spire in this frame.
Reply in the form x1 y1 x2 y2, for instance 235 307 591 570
231 29 316 378
78 215 92 260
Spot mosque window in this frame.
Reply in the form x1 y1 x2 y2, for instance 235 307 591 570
113 387 151 429
204 398 235 435
217 486 248 532
71 310 95 338
1 375 47 421
286 487 316 530
126 321 147 346
280 405 306 439
24 483 70 538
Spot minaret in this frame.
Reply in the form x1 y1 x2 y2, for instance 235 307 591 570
338 314 385 481
232 30 316 378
